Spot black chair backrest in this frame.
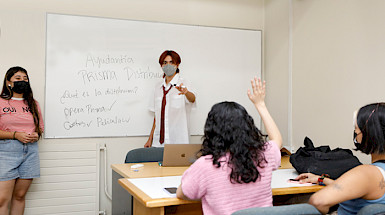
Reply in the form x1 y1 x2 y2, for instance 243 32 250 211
125 147 164 163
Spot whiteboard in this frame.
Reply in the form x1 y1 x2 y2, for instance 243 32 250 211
45 13 262 138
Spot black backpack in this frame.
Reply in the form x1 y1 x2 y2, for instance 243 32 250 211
289 137 362 179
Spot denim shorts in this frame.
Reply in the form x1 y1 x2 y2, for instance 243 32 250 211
0 139 40 181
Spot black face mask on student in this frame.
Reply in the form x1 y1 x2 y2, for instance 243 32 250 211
11 81 31 94
353 131 361 149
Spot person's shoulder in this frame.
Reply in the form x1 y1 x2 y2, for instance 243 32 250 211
195 155 213 163
264 140 280 152
340 164 379 179
0 97 11 105
191 155 214 168
356 164 381 173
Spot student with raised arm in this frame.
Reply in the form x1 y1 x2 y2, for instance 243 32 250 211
0 66 44 215
176 77 282 215
296 103 385 215
144 50 196 147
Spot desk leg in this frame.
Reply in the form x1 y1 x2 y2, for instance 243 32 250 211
165 204 203 215
112 170 133 215
133 198 202 215
133 199 164 215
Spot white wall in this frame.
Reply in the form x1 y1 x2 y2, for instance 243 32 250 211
265 0 385 164
264 0 290 150
4 0 384 213
0 1 264 214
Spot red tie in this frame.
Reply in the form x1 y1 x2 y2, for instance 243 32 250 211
160 85 173 144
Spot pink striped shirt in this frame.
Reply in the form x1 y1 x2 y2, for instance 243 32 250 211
181 141 281 215
0 98 44 134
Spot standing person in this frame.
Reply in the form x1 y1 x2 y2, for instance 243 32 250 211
144 50 196 147
176 78 282 215
296 103 385 215
0 66 44 215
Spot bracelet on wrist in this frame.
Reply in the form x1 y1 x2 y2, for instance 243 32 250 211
13 131 16 140
318 174 330 186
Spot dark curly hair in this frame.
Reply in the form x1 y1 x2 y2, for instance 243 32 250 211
355 102 385 154
200 101 267 184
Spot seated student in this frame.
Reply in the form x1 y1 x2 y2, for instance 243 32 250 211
176 77 282 215
296 103 385 215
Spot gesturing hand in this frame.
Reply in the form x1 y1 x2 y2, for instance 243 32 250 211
247 77 266 107
176 83 188 95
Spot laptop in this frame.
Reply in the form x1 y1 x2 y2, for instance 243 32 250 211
162 144 202 167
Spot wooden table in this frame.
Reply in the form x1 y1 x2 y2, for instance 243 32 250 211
112 158 323 215
112 155 293 179
112 162 188 179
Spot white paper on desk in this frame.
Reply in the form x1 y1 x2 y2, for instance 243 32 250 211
127 176 182 199
271 169 316 188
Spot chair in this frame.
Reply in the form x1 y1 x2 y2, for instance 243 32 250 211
113 147 165 215
125 147 164 163
231 203 321 215
358 204 385 215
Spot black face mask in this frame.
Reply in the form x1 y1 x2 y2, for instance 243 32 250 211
353 131 361 149
11 81 30 94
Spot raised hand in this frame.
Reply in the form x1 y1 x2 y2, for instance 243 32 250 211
247 77 282 149
247 77 266 107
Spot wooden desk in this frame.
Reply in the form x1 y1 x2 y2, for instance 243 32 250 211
119 178 201 215
111 156 293 179
111 162 188 179
111 163 191 215
113 160 323 215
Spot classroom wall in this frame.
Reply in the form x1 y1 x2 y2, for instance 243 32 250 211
0 1 265 214
264 0 290 151
3 0 385 213
265 0 385 164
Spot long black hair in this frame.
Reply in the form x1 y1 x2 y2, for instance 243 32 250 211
201 101 267 184
1 66 43 138
355 102 385 154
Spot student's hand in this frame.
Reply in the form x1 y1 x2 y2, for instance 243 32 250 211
144 140 152 148
247 77 266 108
15 132 39 143
176 83 188 95
29 132 39 142
295 173 320 184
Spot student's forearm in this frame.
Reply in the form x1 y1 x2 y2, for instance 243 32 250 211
185 91 195 103
255 102 282 148
148 118 156 141
176 184 189 200
0 130 16 140
322 178 334 186
309 189 335 214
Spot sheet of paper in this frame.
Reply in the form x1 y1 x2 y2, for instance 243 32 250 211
271 169 315 188
127 169 316 199
127 176 182 199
